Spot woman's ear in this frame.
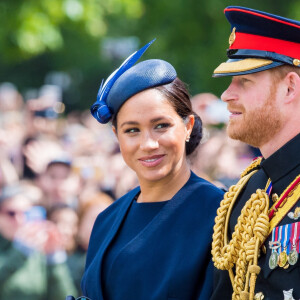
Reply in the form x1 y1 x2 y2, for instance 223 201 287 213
112 126 118 138
284 72 300 104
186 114 195 137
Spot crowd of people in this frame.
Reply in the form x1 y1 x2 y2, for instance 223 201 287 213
0 82 131 299
0 79 255 299
1 4 299 300
2 3 300 297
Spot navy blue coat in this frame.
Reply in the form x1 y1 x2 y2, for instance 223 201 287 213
81 172 223 300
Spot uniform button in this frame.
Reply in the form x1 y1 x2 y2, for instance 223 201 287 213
272 193 279 203
254 292 264 299
262 245 267 255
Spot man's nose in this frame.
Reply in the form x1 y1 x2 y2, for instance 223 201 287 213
221 83 238 103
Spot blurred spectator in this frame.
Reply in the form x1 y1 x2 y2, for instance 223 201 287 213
0 156 19 189
24 85 64 139
68 192 113 294
77 191 113 250
31 154 81 209
48 204 79 255
0 183 77 299
0 83 23 112
191 92 229 127
189 93 255 187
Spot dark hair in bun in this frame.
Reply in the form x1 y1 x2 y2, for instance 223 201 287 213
155 77 203 155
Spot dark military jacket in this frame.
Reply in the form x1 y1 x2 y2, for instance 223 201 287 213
211 133 300 300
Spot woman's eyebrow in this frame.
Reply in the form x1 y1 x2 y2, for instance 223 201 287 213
120 116 168 128
120 121 139 128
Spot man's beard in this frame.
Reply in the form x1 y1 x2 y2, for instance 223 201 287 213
227 84 283 148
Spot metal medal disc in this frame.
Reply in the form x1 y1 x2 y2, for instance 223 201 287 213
278 251 288 268
288 249 298 265
269 252 278 269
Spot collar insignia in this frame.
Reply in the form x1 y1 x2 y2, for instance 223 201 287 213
288 206 300 220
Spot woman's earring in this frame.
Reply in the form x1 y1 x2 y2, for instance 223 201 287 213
186 136 190 143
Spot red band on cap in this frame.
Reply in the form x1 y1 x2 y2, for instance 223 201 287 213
230 32 300 59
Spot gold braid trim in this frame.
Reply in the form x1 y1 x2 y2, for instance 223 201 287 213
212 159 270 300
240 157 262 178
268 175 300 235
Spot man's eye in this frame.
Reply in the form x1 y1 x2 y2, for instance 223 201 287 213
240 78 251 84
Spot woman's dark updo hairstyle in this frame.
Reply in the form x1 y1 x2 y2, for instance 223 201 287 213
155 77 202 155
112 77 202 156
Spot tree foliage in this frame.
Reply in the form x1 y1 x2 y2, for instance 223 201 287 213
0 0 298 110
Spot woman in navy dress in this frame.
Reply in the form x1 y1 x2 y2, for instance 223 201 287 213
81 40 224 300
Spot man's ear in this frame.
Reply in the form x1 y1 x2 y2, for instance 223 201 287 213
284 72 300 104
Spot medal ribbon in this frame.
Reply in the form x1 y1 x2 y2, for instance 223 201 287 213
272 227 275 247
266 180 272 196
297 222 300 253
275 226 279 248
289 222 297 253
282 224 289 254
278 225 283 252
269 227 277 252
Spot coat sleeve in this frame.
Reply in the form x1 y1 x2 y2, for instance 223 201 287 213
0 245 27 286
46 260 78 300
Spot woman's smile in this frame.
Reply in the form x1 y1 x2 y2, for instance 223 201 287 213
138 154 165 168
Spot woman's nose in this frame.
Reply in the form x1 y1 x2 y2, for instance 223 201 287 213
139 132 159 151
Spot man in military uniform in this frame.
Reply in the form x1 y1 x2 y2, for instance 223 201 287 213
210 6 300 300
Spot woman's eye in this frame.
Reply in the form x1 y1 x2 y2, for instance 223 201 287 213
124 128 139 134
156 123 170 129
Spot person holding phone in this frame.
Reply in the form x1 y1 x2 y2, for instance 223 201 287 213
0 183 77 299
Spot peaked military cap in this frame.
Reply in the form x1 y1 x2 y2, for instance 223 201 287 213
91 39 177 124
213 6 300 77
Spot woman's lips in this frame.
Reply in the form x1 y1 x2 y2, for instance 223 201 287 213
138 155 165 167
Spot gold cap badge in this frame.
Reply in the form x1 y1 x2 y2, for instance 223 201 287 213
229 27 236 47
293 59 300 66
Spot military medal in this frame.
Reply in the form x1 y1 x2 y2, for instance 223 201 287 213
278 249 288 267
288 222 299 265
288 246 298 265
267 182 281 270
269 227 280 269
269 251 279 269
278 225 289 268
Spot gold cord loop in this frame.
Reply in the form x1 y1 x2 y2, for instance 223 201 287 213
212 159 270 300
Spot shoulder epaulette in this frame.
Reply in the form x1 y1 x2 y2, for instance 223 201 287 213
240 156 262 178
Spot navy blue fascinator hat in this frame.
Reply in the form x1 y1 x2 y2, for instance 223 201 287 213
90 39 177 124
